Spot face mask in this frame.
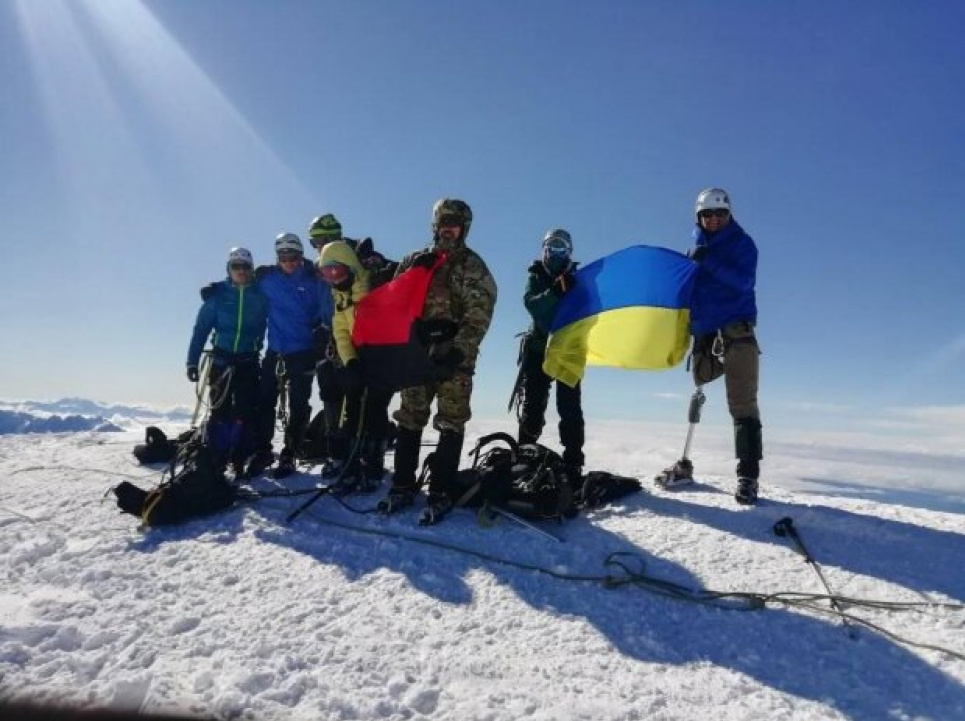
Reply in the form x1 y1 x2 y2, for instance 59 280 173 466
542 241 571 275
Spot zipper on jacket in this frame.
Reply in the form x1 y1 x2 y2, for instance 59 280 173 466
233 285 245 352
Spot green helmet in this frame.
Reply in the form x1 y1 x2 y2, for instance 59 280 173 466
431 198 472 236
308 213 343 246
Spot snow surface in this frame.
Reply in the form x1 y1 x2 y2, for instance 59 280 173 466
1 417 963 720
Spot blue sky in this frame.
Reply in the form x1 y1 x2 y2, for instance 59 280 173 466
1 0 963 440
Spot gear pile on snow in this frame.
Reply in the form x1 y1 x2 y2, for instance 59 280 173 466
115 429 239 526
438 433 641 521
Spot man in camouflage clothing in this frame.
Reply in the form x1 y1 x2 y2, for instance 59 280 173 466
377 198 497 524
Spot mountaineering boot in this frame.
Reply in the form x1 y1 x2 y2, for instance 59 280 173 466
655 458 694 489
734 417 762 505
735 477 759 505
418 430 464 525
245 450 274 479
357 436 386 491
562 464 584 492
419 492 455 526
391 426 423 488
270 452 296 480
376 484 417 514
377 426 423 514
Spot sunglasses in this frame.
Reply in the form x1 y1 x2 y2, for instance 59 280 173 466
319 263 350 285
699 209 730 219
437 215 462 228
277 252 302 263
228 262 252 271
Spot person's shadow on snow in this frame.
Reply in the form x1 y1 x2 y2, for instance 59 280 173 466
251 486 965 721
637 488 965 602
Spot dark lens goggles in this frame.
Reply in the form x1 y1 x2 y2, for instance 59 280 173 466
698 209 730 219
228 262 252 271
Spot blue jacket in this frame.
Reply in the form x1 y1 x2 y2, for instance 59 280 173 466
690 219 758 336
256 261 329 354
187 280 269 367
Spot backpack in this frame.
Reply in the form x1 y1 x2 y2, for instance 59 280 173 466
114 430 239 526
131 426 194 465
438 433 642 521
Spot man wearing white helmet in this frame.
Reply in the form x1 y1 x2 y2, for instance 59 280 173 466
683 188 763 504
187 247 269 476
245 232 329 479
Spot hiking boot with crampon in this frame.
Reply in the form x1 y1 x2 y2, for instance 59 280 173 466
735 477 759 505
331 469 382 497
245 451 274 480
320 459 344 479
270 454 296 481
655 459 694 489
419 492 454 526
376 485 417 515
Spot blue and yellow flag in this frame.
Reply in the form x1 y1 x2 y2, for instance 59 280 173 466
544 245 696 387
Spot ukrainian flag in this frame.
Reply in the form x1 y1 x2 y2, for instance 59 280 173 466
544 245 697 387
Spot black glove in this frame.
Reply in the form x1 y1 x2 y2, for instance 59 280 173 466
416 318 459 346
411 250 438 270
186 366 199 383
551 271 577 297
690 246 708 263
200 282 217 301
255 264 273 281
342 358 364 395
430 347 466 381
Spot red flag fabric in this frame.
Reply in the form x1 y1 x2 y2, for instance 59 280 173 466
352 254 446 391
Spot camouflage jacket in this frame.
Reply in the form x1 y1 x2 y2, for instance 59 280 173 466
395 236 497 372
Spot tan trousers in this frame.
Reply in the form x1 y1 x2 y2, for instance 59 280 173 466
691 321 761 421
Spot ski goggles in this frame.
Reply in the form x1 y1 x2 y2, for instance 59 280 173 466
543 239 572 257
698 209 730 219
277 251 302 263
228 262 253 272
318 262 351 286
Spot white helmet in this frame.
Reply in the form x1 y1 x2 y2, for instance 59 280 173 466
227 247 253 267
274 232 304 255
694 188 731 219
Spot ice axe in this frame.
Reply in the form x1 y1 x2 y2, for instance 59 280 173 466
773 516 857 638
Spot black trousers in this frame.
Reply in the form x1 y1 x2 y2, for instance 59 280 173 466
339 385 394 462
208 359 259 464
518 358 585 468
253 349 315 458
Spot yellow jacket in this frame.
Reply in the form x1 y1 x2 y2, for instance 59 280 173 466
318 241 370 364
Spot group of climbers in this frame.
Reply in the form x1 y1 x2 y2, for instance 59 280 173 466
186 188 762 521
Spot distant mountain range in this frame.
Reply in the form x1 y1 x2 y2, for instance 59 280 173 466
0 397 191 436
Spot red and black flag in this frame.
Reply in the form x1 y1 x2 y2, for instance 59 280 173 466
352 254 452 391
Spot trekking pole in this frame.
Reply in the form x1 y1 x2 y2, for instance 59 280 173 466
190 352 213 428
286 394 366 524
484 505 563 543
773 517 857 639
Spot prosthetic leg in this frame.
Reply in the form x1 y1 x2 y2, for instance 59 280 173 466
655 386 705 489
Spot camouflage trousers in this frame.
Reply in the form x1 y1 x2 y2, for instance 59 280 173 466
393 372 473 434
691 321 761 421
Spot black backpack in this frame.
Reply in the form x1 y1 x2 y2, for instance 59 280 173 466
114 430 239 527
438 433 641 521
132 426 194 465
